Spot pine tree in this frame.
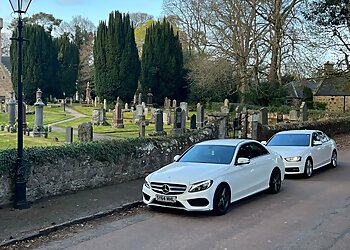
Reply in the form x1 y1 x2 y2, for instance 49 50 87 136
54 33 79 98
140 19 185 104
94 11 140 102
11 24 59 104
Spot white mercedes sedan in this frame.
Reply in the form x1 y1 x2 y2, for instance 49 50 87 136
265 130 337 178
142 139 285 215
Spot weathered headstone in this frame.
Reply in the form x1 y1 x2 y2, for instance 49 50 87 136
134 104 144 122
196 103 204 128
75 91 79 102
154 109 166 135
33 89 46 137
94 97 98 107
173 107 183 135
259 107 268 125
103 99 107 110
181 109 187 132
180 102 188 119
65 126 73 144
139 114 146 137
78 122 93 142
300 102 308 122
147 89 153 106
190 114 196 130
289 110 300 122
125 103 129 110
138 93 142 105
113 102 124 128
276 113 283 123
164 97 170 109
163 110 171 125
8 92 16 126
224 98 229 107
172 99 177 109
92 108 106 125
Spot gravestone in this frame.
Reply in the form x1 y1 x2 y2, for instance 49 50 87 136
92 108 106 125
153 109 166 135
94 97 98 107
113 102 124 128
8 92 16 126
134 104 144 122
125 103 129 110
172 107 183 135
164 97 170 110
220 105 229 115
300 102 308 122
65 126 73 144
33 89 46 137
70 98 73 106
103 99 107 110
78 122 93 142
224 99 229 107
138 93 142 105
147 89 153 106
181 109 187 132
85 82 92 104
172 99 177 109
139 114 146 137
75 91 79 102
276 113 283 123
259 107 268 126
190 114 196 130
163 110 171 125
196 103 204 128
180 102 188 119
289 110 300 122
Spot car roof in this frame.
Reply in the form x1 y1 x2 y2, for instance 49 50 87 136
196 139 256 146
275 130 319 135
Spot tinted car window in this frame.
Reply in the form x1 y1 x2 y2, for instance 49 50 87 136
236 144 252 159
250 142 269 157
267 134 310 147
179 145 236 164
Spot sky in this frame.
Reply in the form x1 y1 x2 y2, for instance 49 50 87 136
0 0 164 28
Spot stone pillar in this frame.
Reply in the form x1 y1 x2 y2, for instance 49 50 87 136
299 102 308 122
190 114 196 130
259 107 268 126
65 126 73 144
33 89 45 137
196 103 204 128
138 93 142 105
85 82 91 103
139 114 146 137
8 92 16 126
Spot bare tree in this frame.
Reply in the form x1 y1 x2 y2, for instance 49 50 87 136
129 12 154 28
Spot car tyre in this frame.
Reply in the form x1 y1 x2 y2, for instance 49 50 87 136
268 169 281 194
329 150 337 168
304 158 313 178
212 184 230 216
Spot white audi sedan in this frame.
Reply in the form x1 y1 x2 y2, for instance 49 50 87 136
142 139 285 215
265 130 337 178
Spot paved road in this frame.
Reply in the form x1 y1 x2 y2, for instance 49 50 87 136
36 150 350 250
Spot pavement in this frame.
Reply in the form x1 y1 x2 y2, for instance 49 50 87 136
0 179 144 246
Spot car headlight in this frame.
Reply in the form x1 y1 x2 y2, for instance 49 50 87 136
284 156 302 162
144 179 150 189
189 180 213 193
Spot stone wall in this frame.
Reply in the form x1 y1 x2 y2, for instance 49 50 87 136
0 126 217 206
259 117 350 141
314 96 350 112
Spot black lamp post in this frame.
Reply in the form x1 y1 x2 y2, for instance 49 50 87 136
9 0 33 209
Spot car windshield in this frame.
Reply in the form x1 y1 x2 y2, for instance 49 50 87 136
267 134 310 147
179 145 236 164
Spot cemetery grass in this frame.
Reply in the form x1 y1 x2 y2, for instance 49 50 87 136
0 106 74 127
0 131 78 150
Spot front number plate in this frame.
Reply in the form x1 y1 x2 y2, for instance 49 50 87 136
155 194 176 203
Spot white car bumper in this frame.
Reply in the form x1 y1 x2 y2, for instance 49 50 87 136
142 184 215 211
284 161 304 174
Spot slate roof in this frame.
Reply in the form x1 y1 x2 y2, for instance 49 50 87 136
1 56 11 73
286 79 320 98
314 74 350 96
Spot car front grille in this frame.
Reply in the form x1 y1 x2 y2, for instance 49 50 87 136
151 200 185 208
150 182 187 195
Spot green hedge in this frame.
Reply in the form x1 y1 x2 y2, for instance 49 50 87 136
0 129 215 176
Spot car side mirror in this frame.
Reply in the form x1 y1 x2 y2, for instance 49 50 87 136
261 141 267 145
237 157 250 165
313 141 322 146
174 155 181 161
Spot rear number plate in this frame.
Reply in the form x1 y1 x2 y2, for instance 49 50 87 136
155 194 176 203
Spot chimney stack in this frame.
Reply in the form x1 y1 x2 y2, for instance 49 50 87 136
324 61 334 76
